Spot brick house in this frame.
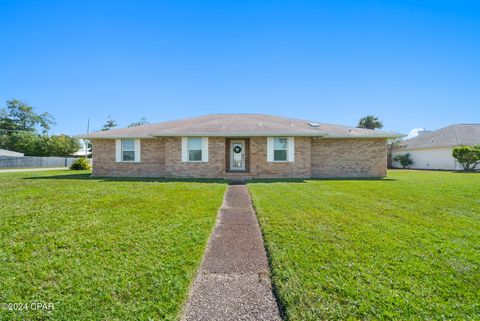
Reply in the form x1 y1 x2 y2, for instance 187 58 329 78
79 114 401 179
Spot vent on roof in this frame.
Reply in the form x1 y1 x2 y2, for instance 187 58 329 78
308 122 321 127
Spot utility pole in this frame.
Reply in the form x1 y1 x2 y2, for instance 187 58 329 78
84 119 90 159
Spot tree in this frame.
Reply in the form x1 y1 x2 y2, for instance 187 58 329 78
0 99 55 134
387 137 402 168
0 99 80 156
3 132 80 156
128 117 149 127
357 115 383 130
452 145 480 172
101 116 117 131
393 153 414 169
5 131 40 155
48 135 81 156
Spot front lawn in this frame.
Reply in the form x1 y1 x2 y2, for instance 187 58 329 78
248 170 480 320
0 171 227 320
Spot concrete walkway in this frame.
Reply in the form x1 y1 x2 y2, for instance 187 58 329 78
0 167 68 173
181 184 282 321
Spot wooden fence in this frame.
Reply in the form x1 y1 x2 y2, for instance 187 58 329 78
0 156 77 169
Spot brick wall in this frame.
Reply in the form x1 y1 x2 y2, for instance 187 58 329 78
249 137 311 178
92 139 165 177
311 138 387 178
164 137 226 178
91 137 387 178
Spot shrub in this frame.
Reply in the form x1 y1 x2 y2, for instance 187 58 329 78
393 153 413 169
70 157 91 170
452 145 480 172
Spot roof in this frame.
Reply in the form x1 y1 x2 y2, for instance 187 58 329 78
398 124 480 150
0 149 24 157
78 114 402 139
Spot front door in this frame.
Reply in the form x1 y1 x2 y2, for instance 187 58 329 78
230 140 245 171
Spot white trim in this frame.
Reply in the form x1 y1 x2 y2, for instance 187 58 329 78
288 137 295 162
182 137 208 162
181 137 188 162
230 140 246 171
115 139 121 162
134 139 141 162
267 137 274 162
202 137 209 162
268 137 295 162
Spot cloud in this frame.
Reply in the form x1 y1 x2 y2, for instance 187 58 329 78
406 128 425 139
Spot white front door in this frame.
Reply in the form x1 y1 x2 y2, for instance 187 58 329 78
230 140 245 171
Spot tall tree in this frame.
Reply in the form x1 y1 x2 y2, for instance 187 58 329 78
0 99 80 156
101 116 117 131
128 117 149 127
357 115 383 130
0 99 55 133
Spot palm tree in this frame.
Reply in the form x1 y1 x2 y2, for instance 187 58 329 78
357 115 383 130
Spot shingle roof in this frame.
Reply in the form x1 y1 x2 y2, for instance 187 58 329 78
398 124 480 149
78 114 402 139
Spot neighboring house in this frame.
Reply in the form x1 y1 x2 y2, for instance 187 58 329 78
392 124 480 170
79 114 401 179
0 149 24 157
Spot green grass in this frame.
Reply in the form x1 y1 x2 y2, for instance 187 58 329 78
248 170 480 320
0 170 227 321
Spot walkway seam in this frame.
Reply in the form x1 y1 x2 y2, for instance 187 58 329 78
180 184 282 321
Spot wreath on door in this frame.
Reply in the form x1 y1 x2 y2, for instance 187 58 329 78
233 146 242 153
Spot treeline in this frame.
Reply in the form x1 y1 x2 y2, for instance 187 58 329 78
0 99 80 156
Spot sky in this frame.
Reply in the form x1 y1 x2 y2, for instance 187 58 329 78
0 0 479 136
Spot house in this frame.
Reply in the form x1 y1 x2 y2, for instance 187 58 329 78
0 149 24 157
392 124 480 170
79 114 401 179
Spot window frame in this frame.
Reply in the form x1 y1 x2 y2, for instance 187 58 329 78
121 139 136 162
181 137 209 162
115 139 141 163
273 137 288 162
187 137 203 162
267 137 295 163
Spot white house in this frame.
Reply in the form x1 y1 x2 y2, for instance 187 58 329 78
0 149 24 157
392 124 480 170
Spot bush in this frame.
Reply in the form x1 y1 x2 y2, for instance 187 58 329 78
452 145 480 172
70 158 91 170
393 153 413 169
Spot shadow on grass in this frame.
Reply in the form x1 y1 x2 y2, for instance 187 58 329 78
25 173 230 184
25 173 397 184
392 168 479 174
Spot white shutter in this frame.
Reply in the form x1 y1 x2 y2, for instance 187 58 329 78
267 137 274 162
115 139 122 162
181 137 188 162
288 137 295 162
202 137 209 162
134 139 141 162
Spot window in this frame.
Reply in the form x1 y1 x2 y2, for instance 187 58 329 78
187 137 202 161
115 139 140 162
267 137 294 162
122 139 135 161
273 138 288 161
182 137 209 162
